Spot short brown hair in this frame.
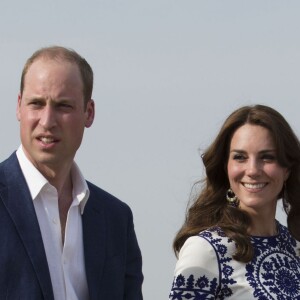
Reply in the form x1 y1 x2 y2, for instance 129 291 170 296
20 46 93 106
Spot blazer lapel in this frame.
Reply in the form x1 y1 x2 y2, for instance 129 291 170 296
82 191 106 300
0 153 54 300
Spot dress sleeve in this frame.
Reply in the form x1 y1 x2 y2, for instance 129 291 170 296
169 235 220 299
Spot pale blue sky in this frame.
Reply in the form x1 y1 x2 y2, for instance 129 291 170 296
1 1 300 298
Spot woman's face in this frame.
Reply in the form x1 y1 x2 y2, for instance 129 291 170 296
227 124 289 215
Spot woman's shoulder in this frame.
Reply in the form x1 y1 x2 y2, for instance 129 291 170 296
181 227 232 250
197 227 236 250
170 228 237 299
198 226 231 239
176 227 235 270
171 232 221 298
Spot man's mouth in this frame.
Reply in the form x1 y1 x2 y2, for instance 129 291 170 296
38 136 58 144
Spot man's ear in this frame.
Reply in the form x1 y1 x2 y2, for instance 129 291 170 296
85 99 95 128
16 93 22 121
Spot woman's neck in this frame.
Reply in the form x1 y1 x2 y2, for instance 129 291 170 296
248 217 278 236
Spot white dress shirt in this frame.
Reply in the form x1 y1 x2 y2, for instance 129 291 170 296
16 146 89 300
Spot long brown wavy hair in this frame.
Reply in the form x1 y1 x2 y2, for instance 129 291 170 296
173 104 300 262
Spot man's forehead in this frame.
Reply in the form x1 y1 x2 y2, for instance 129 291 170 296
24 58 81 83
22 58 83 94
29 57 77 69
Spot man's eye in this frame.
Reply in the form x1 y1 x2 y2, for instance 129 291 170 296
59 103 72 108
29 101 43 107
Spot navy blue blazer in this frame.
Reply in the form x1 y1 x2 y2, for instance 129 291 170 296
0 153 143 299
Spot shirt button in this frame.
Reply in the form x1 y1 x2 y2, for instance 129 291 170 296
52 218 57 224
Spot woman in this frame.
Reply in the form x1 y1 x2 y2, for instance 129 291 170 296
169 105 300 299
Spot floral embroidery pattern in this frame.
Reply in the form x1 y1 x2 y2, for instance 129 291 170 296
245 225 300 299
170 273 218 299
169 228 236 299
169 224 300 300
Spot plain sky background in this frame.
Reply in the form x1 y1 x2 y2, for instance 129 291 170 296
1 1 300 298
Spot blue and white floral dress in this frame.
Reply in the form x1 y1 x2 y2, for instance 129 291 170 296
169 223 300 299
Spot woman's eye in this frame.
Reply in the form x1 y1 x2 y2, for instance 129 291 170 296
261 154 276 161
232 154 246 161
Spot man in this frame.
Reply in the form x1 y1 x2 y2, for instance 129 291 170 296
0 46 143 299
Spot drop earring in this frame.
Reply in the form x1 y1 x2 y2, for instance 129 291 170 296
226 188 239 207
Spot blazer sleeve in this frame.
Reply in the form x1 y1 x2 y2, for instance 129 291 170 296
169 236 220 299
124 207 143 300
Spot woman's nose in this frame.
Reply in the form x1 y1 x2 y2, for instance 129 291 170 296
245 159 261 177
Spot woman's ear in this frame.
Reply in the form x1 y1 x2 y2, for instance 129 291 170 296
284 168 290 182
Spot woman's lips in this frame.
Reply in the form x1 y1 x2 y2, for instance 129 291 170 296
242 182 267 189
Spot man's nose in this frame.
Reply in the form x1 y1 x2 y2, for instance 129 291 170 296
39 105 57 129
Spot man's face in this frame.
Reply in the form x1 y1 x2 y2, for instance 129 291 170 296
17 58 94 173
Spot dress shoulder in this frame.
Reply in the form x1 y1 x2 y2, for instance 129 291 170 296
175 234 219 276
170 228 236 299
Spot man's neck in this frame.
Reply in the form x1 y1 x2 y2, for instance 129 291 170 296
57 173 74 245
36 161 73 194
